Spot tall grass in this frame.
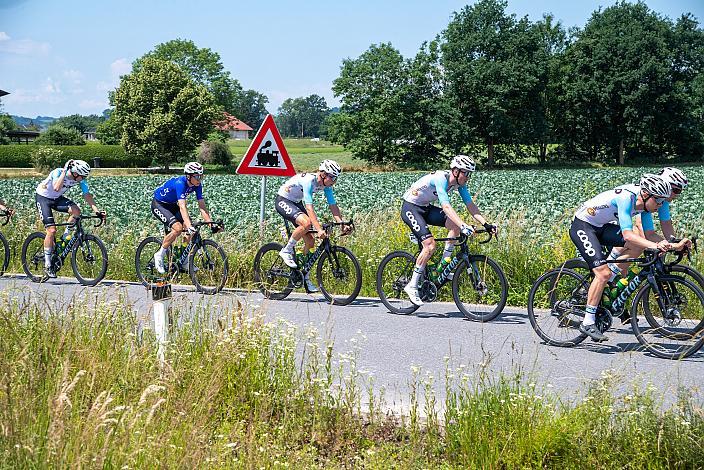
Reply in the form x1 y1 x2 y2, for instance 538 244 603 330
1 295 702 467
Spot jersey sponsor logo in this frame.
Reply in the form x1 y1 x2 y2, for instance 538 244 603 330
405 211 421 232
412 189 419 196
153 207 168 223
587 207 596 216
576 229 596 256
278 200 293 215
159 188 171 197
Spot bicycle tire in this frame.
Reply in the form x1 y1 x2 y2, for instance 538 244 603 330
630 275 704 359
641 265 704 336
316 245 362 305
189 239 228 295
452 255 508 322
21 231 49 283
71 234 108 286
527 267 589 347
253 242 294 300
376 250 420 315
0 232 9 275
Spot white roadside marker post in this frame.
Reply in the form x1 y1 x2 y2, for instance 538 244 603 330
151 280 172 364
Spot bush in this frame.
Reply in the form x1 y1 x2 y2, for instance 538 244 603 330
0 145 151 168
31 146 64 172
34 125 86 146
197 140 233 166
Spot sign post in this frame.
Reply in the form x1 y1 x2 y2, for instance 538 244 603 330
150 281 172 365
236 114 296 236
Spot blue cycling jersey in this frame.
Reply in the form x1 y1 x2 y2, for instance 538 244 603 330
153 176 203 204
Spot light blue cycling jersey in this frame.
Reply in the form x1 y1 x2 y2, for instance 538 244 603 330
35 168 89 199
574 183 671 232
403 170 472 207
277 173 336 205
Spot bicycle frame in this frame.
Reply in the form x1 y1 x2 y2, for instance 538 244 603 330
162 220 224 273
51 215 103 267
282 219 353 276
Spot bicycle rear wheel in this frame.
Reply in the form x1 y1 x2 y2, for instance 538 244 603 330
527 268 589 347
21 232 48 282
452 255 508 322
376 250 420 315
189 239 228 294
71 234 108 286
253 242 293 300
135 237 178 287
0 232 9 275
631 275 704 359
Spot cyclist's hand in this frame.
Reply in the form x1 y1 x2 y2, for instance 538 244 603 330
341 223 354 235
316 228 328 239
483 222 498 235
460 224 474 237
96 209 106 219
63 159 74 172
656 240 672 252
185 225 197 236
211 224 222 234
6 208 14 217
675 238 692 252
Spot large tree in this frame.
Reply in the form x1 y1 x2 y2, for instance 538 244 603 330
111 58 220 167
277 94 330 137
53 114 104 134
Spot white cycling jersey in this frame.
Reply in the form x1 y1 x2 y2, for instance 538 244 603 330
35 168 89 199
277 172 336 205
403 170 472 207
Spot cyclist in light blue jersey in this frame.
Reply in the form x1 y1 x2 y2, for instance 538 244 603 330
275 159 352 293
400 155 497 306
150 162 217 274
34 159 104 278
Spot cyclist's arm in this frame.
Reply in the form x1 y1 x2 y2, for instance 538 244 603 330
432 173 465 228
52 169 66 193
615 196 659 250
83 193 100 213
305 203 324 232
329 204 343 223
177 199 193 229
197 198 212 223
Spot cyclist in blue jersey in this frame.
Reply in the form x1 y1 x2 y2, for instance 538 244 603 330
34 159 104 278
151 162 218 274
570 174 691 342
275 159 352 293
400 155 498 306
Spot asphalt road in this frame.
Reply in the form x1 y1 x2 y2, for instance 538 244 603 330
1 274 701 412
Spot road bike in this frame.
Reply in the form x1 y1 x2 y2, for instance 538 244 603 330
135 220 228 295
253 220 362 305
0 209 13 275
376 228 508 321
21 213 108 285
528 248 704 359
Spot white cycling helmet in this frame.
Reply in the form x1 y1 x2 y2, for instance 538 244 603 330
319 159 341 178
450 154 476 173
70 159 91 177
184 161 204 175
640 173 672 199
659 167 688 190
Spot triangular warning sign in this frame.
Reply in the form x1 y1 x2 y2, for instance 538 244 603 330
236 114 296 177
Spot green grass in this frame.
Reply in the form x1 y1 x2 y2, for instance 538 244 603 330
1 295 702 467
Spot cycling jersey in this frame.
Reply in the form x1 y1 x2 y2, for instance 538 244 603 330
402 171 472 207
35 168 89 199
574 183 670 233
277 172 336 205
153 176 203 204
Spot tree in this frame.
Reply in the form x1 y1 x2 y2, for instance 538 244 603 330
53 114 103 134
96 117 121 145
277 94 330 137
111 58 220 167
234 89 269 130
0 114 17 145
34 125 86 145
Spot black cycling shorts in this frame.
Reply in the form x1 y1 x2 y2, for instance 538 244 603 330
275 195 307 225
151 199 183 229
401 200 448 242
35 193 75 227
569 218 625 269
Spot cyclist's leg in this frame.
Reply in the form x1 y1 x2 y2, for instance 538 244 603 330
36 194 59 272
151 199 183 249
275 196 309 267
401 202 439 304
433 206 458 259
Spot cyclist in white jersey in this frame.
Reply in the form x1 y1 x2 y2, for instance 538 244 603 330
400 155 497 306
275 160 352 292
34 159 105 278
569 173 690 342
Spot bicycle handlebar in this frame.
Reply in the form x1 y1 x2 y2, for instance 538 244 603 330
0 209 12 227
53 213 106 229
193 219 225 230
436 226 495 245
308 219 354 236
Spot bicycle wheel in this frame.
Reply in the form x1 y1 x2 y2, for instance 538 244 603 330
21 231 48 282
641 265 704 336
135 237 178 287
189 239 228 295
0 232 9 275
71 234 108 286
316 246 362 305
527 268 589 347
253 242 293 300
630 275 704 359
452 255 508 322
376 250 420 315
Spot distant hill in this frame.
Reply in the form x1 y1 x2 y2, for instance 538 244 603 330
11 115 56 130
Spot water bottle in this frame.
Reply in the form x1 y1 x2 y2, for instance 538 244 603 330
436 257 451 274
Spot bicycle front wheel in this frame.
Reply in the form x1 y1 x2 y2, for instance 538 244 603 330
71 234 108 286
0 232 9 275
316 246 362 305
189 239 228 295
21 231 48 283
452 255 507 321
376 250 420 315
641 265 704 337
631 275 704 359
253 242 293 300
527 268 589 347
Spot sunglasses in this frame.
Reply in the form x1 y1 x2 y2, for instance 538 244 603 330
671 186 682 195
189 174 203 180
325 173 337 182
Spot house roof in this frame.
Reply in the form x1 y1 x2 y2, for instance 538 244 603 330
215 112 253 132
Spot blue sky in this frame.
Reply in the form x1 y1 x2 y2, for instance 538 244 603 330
1 0 702 119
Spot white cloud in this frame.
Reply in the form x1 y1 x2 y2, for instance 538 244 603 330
0 32 50 55
42 77 61 94
63 69 82 81
110 58 131 78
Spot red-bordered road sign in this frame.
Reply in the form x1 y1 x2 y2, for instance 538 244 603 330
235 114 296 177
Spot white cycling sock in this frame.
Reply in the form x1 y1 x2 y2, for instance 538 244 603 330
584 305 598 325
285 236 297 252
44 248 52 268
607 248 622 279
409 265 424 287
442 242 454 260
156 247 166 257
